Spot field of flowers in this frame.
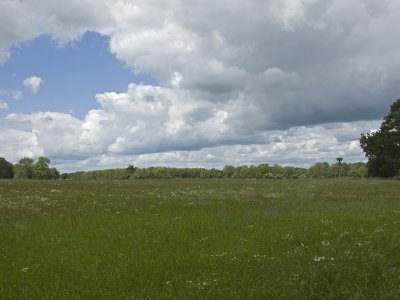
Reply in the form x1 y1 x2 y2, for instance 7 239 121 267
0 179 399 299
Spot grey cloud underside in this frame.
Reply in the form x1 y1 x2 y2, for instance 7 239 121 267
0 0 399 167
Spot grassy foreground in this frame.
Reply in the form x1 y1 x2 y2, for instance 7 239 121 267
0 179 399 299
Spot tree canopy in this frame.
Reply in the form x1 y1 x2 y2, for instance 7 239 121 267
0 158 367 180
0 157 14 179
66 162 366 180
14 157 35 179
360 98 400 177
14 156 59 180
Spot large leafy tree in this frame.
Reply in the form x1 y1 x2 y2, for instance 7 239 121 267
14 156 60 179
34 156 51 179
14 157 35 179
360 98 400 177
33 156 60 179
0 157 14 179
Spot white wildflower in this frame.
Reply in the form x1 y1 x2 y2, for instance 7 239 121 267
283 234 293 240
313 256 325 262
321 240 331 246
338 231 349 239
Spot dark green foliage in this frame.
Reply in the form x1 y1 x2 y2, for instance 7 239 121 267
6 158 367 181
49 168 60 179
68 168 132 180
65 163 366 180
360 98 400 177
347 162 367 178
34 156 51 179
14 157 35 179
0 157 14 179
14 157 59 179
308 162 332 178
126 164 137 172
222 165 235 177
60 173 69 180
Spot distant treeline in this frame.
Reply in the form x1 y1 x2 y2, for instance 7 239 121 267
65 162 368 180
0 156 370 180
0 157 60 180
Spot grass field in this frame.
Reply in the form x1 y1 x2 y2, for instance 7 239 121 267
0 179 399 299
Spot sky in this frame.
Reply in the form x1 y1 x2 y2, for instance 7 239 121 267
0 0 399 172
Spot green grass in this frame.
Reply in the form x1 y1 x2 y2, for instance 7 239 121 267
0 179 399 299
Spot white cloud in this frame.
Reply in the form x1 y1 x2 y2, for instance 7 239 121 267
0 87 378 172
23 76 44 94
1 2 399 125
5 112 83 159
0 100 8 110
79 84 236 155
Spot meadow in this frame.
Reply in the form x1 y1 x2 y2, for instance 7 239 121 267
0 179 399 299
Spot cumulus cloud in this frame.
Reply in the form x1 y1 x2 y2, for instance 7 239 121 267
0 0 114 50
0 87 378 171
2 1 400 125
80 84 237 155
23 76 44 93
0 112 84 169
0 0 399 169
105 0 400 125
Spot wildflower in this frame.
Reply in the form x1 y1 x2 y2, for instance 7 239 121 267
283 234 293 240
321 240 331 246
344 250 353 258
321 219 332 225
313 256 325 262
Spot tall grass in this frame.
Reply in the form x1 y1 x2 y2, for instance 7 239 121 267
0 179 399 299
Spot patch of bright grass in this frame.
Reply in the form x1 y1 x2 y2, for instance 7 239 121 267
0 179 399 299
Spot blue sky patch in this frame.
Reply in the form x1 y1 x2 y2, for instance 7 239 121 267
0 32 157 118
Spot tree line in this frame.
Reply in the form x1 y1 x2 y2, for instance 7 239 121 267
360 98 400 178
65 162 367 180
0 157 391 181
0 157 59 180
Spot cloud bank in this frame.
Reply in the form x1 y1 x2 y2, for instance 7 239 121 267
1 0 399 170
